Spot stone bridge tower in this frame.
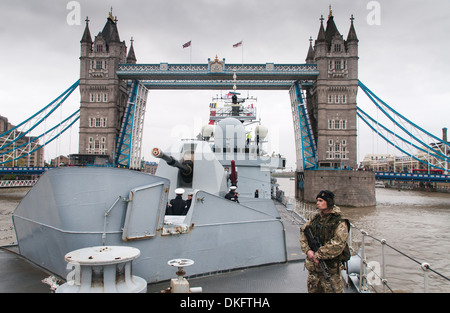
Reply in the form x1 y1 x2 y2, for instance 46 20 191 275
305 9 359 170
301 9 375 207
75 10 136 165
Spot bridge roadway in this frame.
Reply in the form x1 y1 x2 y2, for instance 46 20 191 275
116 63 319 90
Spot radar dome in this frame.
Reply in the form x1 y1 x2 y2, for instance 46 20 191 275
215 118 246 149
201 125 214 140
255 125 268 139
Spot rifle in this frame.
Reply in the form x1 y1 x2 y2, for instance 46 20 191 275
304 225 336 293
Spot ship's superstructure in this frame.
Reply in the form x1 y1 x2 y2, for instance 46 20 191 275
202 73 286 199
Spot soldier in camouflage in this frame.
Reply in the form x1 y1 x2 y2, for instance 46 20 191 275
300 190 350 293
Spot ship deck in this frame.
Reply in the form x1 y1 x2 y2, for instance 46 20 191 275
0 201 352 293
147 201 309 293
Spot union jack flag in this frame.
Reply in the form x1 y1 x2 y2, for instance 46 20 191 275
182 40 191 48
233 41 242 48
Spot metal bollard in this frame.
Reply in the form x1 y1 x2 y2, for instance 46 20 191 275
421 262 430 293
56 246 147 293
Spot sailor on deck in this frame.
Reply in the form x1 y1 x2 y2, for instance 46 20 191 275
225 186 239 203
166 188 187 215
183 192 193 215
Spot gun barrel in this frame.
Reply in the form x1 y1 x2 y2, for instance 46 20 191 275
152 148 192 175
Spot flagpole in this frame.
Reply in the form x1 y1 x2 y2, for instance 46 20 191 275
183 40 192 67
241 40 244 67
233 40 244 68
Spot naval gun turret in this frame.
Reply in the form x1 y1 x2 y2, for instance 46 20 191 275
152 148 193 183
152 140 228 197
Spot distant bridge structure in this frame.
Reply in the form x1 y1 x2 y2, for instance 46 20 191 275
0 81 80 167
0 167 49 175
376 171 450 183
0 179 37 188
1 77 448 183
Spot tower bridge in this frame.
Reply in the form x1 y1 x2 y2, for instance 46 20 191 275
1 8 449 204
77 10 360 170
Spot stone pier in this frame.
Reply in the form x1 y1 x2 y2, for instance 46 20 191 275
297 170 375 207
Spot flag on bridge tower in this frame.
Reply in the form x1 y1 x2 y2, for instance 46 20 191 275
233 41 244 65
182 40 191 48
183 40 192 65
233 40 242 48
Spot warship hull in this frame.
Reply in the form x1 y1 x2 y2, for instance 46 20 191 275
13 166 287 283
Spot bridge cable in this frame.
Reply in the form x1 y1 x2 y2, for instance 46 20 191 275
0 80 80 152
358 80 448 147
0 111 80 165
358 80 449 171
358 81 449 162
357 107 447 162
356 111 446 171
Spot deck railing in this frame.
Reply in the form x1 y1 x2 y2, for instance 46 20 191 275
0 180 37 188
289 198 450 293
349 224 450 293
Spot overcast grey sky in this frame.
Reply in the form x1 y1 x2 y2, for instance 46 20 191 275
1 0 449 169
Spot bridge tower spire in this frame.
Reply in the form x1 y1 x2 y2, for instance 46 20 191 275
305 37 315 64
127 37 137 64
80 17 92 56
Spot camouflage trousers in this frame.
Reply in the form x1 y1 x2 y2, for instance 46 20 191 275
307 271 345 293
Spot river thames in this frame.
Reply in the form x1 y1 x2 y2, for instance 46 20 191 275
1 181 450 293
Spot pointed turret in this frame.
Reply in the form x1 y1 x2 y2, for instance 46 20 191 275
305 37 315 64
102 18 121 43
316 15 326 43
346 15 358 58
127 38 137 64
314 15 327 57
101 8 121 51
80 17 93 57
325 9 341 45
81 17 92 44
347 15 358 42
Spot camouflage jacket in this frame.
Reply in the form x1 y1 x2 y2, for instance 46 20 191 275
300 206 349 273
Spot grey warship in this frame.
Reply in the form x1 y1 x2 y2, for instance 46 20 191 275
12 86 289 285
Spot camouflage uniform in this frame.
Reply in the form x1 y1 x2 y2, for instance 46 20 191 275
300 206 349 293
